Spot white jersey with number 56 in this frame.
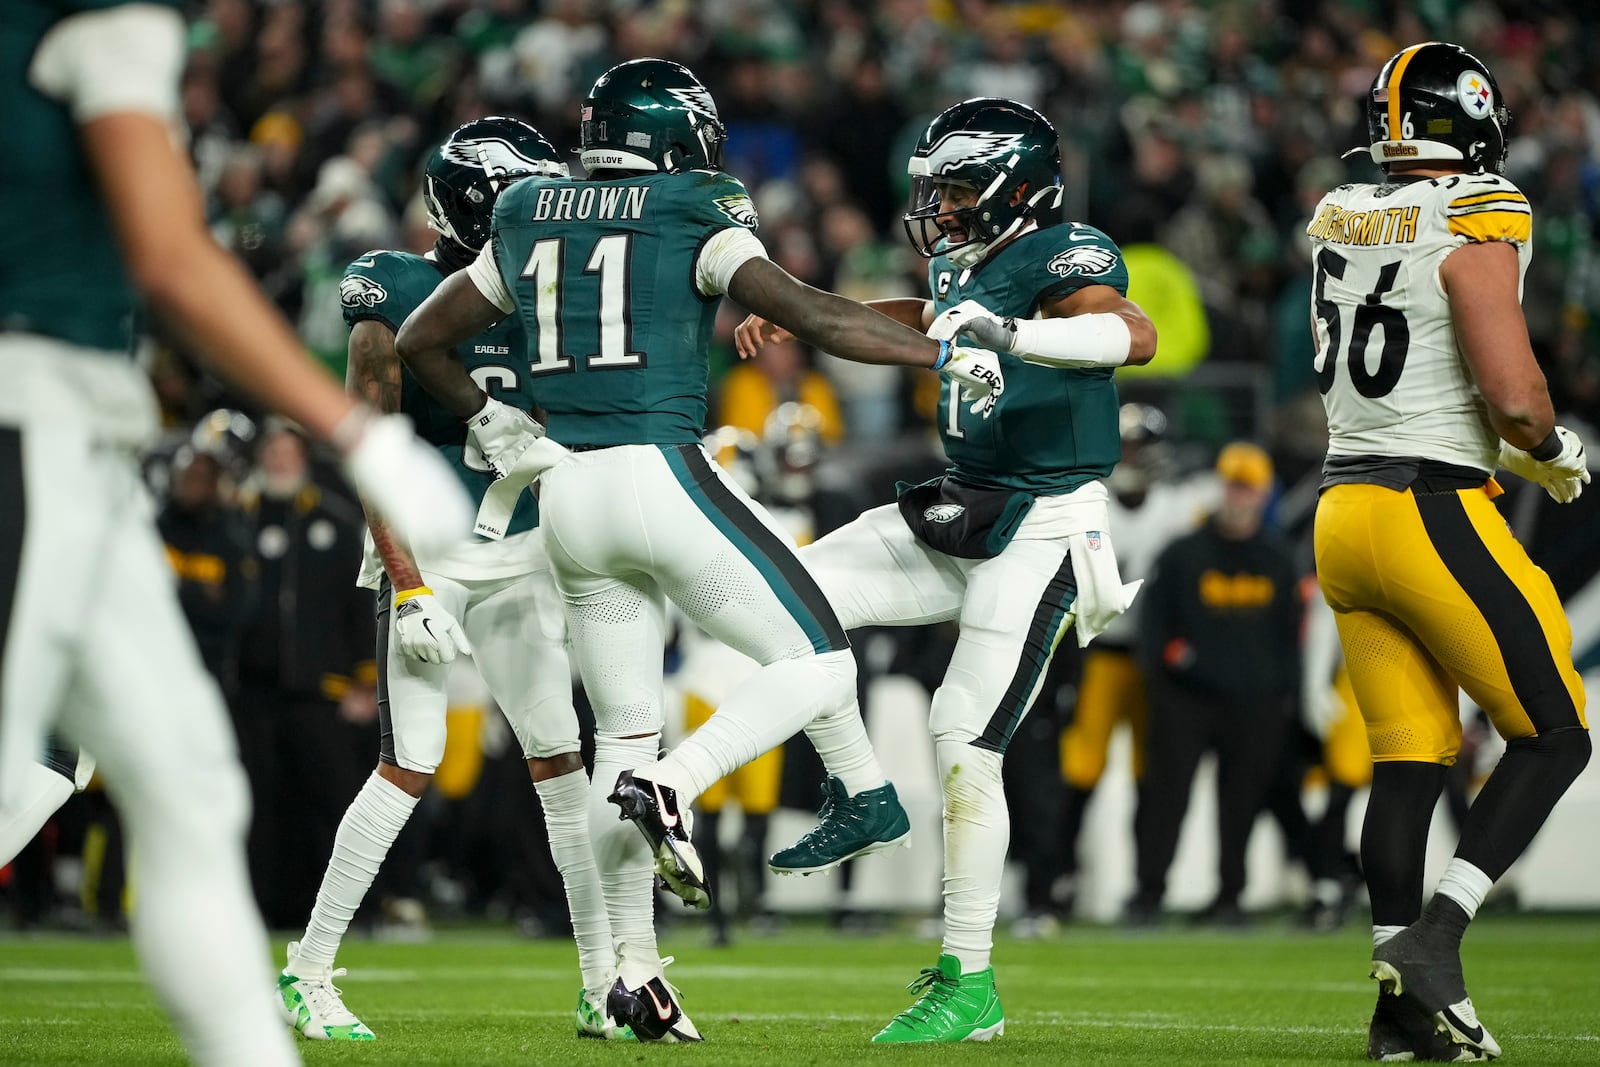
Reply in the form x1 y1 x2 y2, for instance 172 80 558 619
1306 172 1532 473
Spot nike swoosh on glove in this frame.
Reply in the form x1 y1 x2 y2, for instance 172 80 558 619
468 397 548 478
342 413 472 557
940 344 1006 417
1498 425 1590 503
392 589 471 665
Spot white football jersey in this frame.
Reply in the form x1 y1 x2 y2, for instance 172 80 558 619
1306 172 1532 473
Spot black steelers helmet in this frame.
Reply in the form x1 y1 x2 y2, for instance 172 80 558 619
904 97 1063 262
1363 42 1509 175
424 117 566 255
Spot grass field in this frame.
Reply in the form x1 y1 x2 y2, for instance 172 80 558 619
2 917 1597 1065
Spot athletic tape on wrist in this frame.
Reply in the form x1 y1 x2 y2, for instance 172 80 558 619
932 339 952 371
393 586 433 606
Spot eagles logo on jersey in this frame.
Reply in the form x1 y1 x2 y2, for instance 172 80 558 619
1047 245 1118 278
713 193 759 230
338 273 388 309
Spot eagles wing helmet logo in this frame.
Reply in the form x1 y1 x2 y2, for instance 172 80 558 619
666 86 719 119
339 274 388 309
442 137 547 180
714 194 759 229
923 503 966 523
926 132 1025 174
1047 245 1118 278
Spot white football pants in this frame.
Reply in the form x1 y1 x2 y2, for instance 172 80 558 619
0 334 299 1067
376 529 579 772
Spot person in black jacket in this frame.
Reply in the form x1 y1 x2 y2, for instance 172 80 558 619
157 445 258 697
235 420 377 926
1128 442 1303 925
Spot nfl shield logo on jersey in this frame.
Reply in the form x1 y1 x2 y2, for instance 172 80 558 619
1085 530 1103 550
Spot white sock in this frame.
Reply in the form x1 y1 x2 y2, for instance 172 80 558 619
803 694 888 797
295 770 419 971
0 760 75 867
593 734 662 972
1435 859 1493 920
936 740 1008 975
647 648 856 802
109 741 300 1065
535 767 614 999
1373 924 1405 948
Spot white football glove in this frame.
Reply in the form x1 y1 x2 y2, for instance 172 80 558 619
938 342 1006 417
1498 425 1590 503
466 396 550 477
929 298 1016 352
341 412 472 558
392 588 470 665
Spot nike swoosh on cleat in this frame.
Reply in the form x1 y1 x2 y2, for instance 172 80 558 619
644 983 674 1021
653 781 678 830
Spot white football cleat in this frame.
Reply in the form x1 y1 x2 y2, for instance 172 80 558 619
277 941 375 1041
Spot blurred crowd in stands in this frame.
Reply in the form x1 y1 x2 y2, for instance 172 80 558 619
6 0 1600 938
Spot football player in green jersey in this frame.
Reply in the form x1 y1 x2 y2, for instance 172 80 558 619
0 3 468 1065
738 98 1157 1043
276 118 628 1043
394 59 1005 1041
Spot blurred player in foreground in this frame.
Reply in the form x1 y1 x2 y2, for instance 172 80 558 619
1 3 468 1064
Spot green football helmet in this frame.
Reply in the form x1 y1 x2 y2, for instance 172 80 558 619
580 58 726 175
904 98 1063 265
424 116 566 255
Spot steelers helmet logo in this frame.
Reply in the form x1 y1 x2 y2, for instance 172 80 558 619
1457 70 1494 119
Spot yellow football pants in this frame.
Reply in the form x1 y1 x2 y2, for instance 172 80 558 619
684 693 782 814
1315 482 1586 765
1060 647 1147 788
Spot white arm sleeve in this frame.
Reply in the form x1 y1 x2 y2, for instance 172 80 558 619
1010 313 1133 369
695 227 769 298
466 239 515 314
29 4 185 123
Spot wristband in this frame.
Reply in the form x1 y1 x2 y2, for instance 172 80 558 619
1529 429 1563 462
931 339 952 371
393 586 434 606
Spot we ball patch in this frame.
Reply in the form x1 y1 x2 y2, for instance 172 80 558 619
924 503 965 523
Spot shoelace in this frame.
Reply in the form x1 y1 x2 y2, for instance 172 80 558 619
792 782 852 846
658 955 687 1004
301 968 359 1024
897 967 958 1025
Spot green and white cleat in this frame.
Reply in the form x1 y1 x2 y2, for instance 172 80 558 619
278 941 376 1041
768 776 910 876
577 987 637 1041
872 953 1004 1044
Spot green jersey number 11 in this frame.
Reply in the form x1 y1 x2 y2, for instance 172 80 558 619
518 233 644 373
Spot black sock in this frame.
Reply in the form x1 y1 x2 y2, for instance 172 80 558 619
1362 761 1448 928
1417 894 1471 945
1455 728 1592 881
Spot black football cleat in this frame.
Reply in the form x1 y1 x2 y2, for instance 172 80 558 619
1368 990 1490 1062
606 970 702 1043
609 770 711 910
1371 926 1500 1060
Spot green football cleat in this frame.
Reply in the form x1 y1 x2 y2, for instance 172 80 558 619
277 942 376 1041
768 776 910 876
576 987 637 1041
872 954 1004 1043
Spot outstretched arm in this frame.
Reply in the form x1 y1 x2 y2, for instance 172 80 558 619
733 298 933 360
347 320 425 591
726 259 943 369
394 269 502 419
